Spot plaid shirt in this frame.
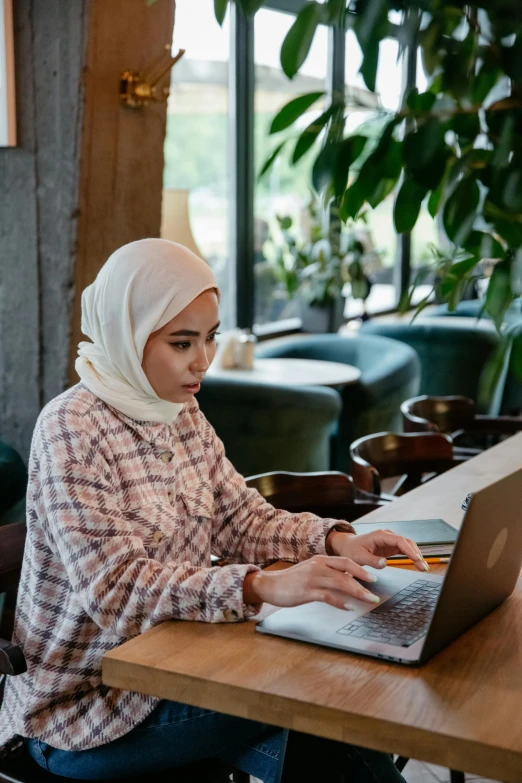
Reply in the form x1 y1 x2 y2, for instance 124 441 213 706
0 384 352 752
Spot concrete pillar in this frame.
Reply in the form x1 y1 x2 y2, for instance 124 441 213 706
0 0 175 460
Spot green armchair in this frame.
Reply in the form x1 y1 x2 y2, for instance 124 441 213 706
428 298 522 325
256 333 421 472
197 376 342 476
361 319 500 407
0 442 27 526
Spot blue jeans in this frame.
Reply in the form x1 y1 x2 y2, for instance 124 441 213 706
27 700 285 782
26 699 407 783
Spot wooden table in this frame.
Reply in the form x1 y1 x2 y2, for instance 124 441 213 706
206 358 361 388
103 434 522 782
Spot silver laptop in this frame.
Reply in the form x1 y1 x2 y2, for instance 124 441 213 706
256 467 522 665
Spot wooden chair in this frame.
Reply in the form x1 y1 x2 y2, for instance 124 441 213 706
0 523 245 783
245 470 385 520
401 395 522 455
350 432 462 498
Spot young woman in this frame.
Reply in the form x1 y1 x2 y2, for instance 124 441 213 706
0 239 427 782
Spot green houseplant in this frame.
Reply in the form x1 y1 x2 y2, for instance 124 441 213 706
263 198 374 331
215 0 522 376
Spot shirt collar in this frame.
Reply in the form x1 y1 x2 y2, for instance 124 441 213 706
106 404 174 449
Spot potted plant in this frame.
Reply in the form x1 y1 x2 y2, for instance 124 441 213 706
263 198 375 332
211 0 522 375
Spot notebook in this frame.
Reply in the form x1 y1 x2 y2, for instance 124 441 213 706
352 518 458 558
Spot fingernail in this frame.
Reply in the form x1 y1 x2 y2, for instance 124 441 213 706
367 573 378 582
422 561 430 571
378 558 387 568
344 603 354 611
365 593 380 604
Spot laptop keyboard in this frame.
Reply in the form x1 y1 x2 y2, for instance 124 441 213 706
336 579 441 648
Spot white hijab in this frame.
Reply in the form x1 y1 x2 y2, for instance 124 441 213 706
75 238 218 423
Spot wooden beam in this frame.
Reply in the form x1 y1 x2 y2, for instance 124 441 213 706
68 0 176 385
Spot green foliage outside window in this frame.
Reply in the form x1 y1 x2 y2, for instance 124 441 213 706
213 0 522 387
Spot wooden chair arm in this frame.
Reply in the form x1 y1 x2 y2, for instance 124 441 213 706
0 638 27 676
471 416 522 434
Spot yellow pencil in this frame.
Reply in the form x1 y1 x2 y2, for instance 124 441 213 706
387 556 450 565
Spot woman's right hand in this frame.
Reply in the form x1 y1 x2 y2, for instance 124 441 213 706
243 555 381 611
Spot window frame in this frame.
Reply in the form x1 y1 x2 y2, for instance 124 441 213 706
229 0 416 335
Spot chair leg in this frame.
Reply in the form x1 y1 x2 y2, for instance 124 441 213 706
450 771 465 783
395 755 409 772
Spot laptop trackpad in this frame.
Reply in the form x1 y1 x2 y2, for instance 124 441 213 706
258 566 434 639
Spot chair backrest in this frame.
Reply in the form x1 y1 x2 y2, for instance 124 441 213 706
0 522 27 676
256 332 419 378
401 395 476 434
360 319 499 403
350 432 456 496
197 377 342 475
245 471 384 520
402 395 522 444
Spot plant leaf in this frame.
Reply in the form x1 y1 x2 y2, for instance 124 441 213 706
477 337 512 412
463 230 504 262
359 40 380 92
443 177 480 247
486 261 513 332
428 178 445 218
312 143 339 194
269 92 325 134
472 65 500 105
277 215 293 230
333 135 367 198
258 141 287 180
292 107 333 164
504 32 522 83
394 179 427 233
340 179 366 221
420 20 441 75
452 112 481 145
502 167 522 212
214 0 228 25
403 118 448 191
281 3 322 80
403 118 445 168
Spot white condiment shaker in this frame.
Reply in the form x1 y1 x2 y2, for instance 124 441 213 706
236 329 257 369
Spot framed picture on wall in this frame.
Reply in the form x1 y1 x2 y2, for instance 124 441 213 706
0 0 16 146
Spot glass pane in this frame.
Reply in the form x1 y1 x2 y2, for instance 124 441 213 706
161 0 233 329
344 33 404 315
253 9 328 327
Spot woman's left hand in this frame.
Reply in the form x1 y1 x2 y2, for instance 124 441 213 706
326 529 429 572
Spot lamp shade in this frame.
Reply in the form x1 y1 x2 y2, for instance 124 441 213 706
161 188 206 261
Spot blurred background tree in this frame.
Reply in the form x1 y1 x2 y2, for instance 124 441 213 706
215 0 522 353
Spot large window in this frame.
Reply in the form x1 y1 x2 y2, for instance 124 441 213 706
162 1 419 334
253 9 328 326
161 0 234 329
343 32 405 317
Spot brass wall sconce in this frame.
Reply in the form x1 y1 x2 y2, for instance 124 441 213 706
120 47 185 108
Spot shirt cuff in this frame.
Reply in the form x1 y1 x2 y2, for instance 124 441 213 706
212 562 262 622
318 519 357 556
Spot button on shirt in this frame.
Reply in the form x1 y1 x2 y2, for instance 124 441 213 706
0 383 353 755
